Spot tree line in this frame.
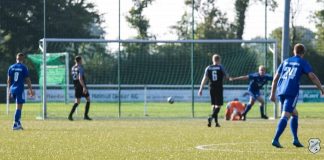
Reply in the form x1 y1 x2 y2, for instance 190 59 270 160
1 0 323 87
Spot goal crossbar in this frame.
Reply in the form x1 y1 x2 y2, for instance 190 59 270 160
40 38 277 44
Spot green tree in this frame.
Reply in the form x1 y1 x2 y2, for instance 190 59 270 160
173 0 235 39
313 0 324 81
170 0 269 84
195 0 235 39
121 0 157 84
314 1 324 56
234 0 277 39
0 0 106 83
234 0 249 39
173 0 278 40
125 0 154 39
171 12 192 39
270 26 324 83
122 0 155 62
0 0 104 53
270 26 316 58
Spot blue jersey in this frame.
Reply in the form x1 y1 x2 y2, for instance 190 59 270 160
247 72 273 93
8 63 29 94
277 55 312 97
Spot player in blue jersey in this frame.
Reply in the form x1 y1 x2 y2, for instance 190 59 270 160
7 53 34 130
229 65 273 120
198 54 229 127
68 56 92 121
269 43 324 148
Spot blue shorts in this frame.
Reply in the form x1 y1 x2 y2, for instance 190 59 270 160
279 95 298 113
248 91 261 100
12 92 25 104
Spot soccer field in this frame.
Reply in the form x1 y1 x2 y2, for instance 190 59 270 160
0 103 324 160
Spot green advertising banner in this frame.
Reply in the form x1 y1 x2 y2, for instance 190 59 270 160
28 53 67 85
303 90 324 102
39 65 66 85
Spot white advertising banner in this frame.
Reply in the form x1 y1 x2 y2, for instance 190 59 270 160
27 88 264 103
19 85 324 103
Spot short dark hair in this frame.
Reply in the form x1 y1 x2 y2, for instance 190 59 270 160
294 43 306 55
75 56 82 62
16 52 25 61
16 52 25 57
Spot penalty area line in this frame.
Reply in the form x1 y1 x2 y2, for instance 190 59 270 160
195 142 260 150
195 142 324 155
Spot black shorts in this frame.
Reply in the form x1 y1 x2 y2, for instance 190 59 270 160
209 87 223 106
74 81 89 98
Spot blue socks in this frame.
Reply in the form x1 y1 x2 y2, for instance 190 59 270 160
273 116 288 142
14 109 22 124
290 115 299 141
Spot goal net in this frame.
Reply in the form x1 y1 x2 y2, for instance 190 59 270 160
35 39 277 119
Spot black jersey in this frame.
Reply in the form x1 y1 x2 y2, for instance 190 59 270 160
204 64 227 88
71 64 89 98
71 65 85 85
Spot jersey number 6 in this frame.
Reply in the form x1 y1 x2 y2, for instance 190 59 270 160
212 70 218 81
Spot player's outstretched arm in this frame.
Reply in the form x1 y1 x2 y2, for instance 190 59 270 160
229 75 248 81
307 72 324 95
224 73 230 81
198 75 208 96
269 72 279 102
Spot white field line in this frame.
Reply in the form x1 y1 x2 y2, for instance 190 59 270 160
195 142 324 155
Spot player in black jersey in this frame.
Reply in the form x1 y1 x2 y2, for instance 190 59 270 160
68 56 92 121
198 54 228 127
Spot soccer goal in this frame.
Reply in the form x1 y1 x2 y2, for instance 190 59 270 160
36 38 278 120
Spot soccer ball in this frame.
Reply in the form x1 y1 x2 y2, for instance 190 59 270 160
167 96 174 104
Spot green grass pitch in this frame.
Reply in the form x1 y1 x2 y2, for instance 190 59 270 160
0 102 324 159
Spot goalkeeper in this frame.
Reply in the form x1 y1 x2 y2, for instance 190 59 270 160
225 98 246 121
229 65 272 120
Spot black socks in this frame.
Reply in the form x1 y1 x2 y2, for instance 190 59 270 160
69 103 79 117
212 107 220 123
84 102 90 117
